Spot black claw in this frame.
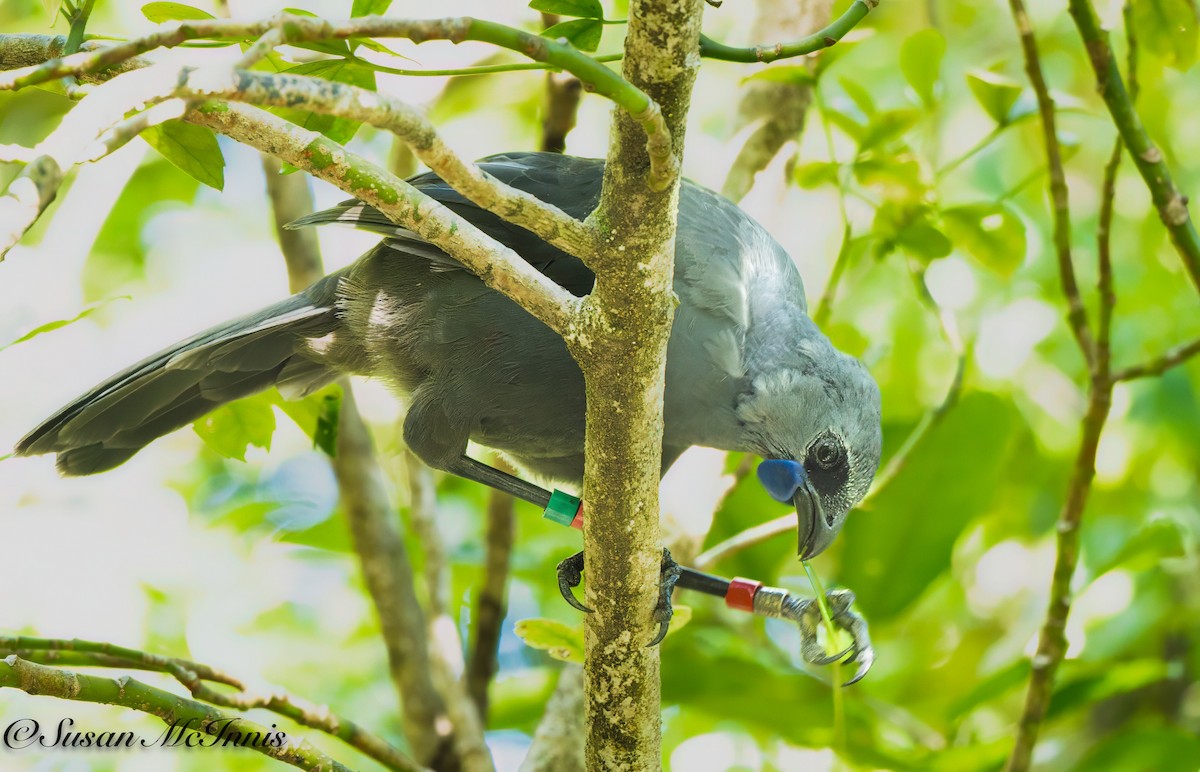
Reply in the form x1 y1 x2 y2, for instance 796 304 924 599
556 551 593 613
647 549 683 647
647 620 671 648
810 641 855 666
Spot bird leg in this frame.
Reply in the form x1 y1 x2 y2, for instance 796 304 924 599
443 454 874 683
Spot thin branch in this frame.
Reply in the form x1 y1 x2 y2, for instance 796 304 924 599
2 640 425 772
721 0 833 203
200 68 596 260
261 154 453 769
1067 0 1200 295
0 656 352 772
467 458 517 720
0 15 678 188
697 0 875 64
1111 338 1200 382
406 454 495 772
539 12 582 155
1009 0 1095 368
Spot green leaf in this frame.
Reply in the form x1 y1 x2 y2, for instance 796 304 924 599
853 152 925 197
743 65 814 87
1133 0 1199 70
141 2 215 22
542 18 603 52
273 384 343 456
899 28 945 105
192 395 277 462
838 76 876 117
351 0 391 16
793 161 840 189
529 0 604 20
859 108 920 151
281 8 351 55
140 120 225 191
840 394 1024 620
941 202 1027 276
966 70 1023 125
896 220 952 261
514 618 584 663
313 389 341 457
0 297 128 352
272 58 377 145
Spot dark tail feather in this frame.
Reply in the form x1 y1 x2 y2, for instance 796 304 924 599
15 282 342 476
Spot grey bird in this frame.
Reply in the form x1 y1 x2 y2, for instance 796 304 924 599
14 152 882 668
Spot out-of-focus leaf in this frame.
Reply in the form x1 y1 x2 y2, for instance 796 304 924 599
942 202 1027 276
1104 512 1190 572
793 161 840 189
743 65 814 86
351 0 391 16
514 618 584 663
839 76 876 117
897 220 952 261
1133 0 1199 71
1047 659 1168 720
272 58 376 145
824 105 866 143
273 384 343 456
0 296 127 352
853 152 925 197
949 660 1030 717
1078 727 1200 771
140 120 225 191
900 28 945 105
840 393 1022 620
859 108 920 150
530 0 604 19
542 18 603 52
193 394 277 462
141 2 215 22
966 70 1023 125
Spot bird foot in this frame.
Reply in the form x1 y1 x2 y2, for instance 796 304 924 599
763 587 874 685
554 548 683 647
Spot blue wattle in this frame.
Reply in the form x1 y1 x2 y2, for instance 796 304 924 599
757 459 808 503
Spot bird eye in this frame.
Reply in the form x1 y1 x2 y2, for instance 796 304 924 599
812 436 845 470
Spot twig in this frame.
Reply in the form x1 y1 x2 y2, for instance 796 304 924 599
1067 0 1200 294
261 154 453 769
1010 0 1094 368
1111 339 1200 382
697 0 876 64
0 656 352 772
405 454 495 772
467 459 517 719
194 67 596 260
0 15 678 188
721 0 833 203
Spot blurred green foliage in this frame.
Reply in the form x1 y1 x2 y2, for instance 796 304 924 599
2 0 1200 770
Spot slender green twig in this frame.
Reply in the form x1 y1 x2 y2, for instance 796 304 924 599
362 52 622 77
1111 338 1200 382
802 562 846 750
1067 0 1200 294
698 0 876 64
0 14 677 188
62 0 97 56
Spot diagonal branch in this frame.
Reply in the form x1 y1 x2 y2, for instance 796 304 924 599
1111 338 1200 382
261 153 450 771
1067 0 1200 295
1009 0 1094 368
0 655 353 772
1 636 425 772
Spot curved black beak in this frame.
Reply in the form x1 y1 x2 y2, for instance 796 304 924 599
794 480 840 559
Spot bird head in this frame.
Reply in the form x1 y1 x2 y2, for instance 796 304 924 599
737 336 882 559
